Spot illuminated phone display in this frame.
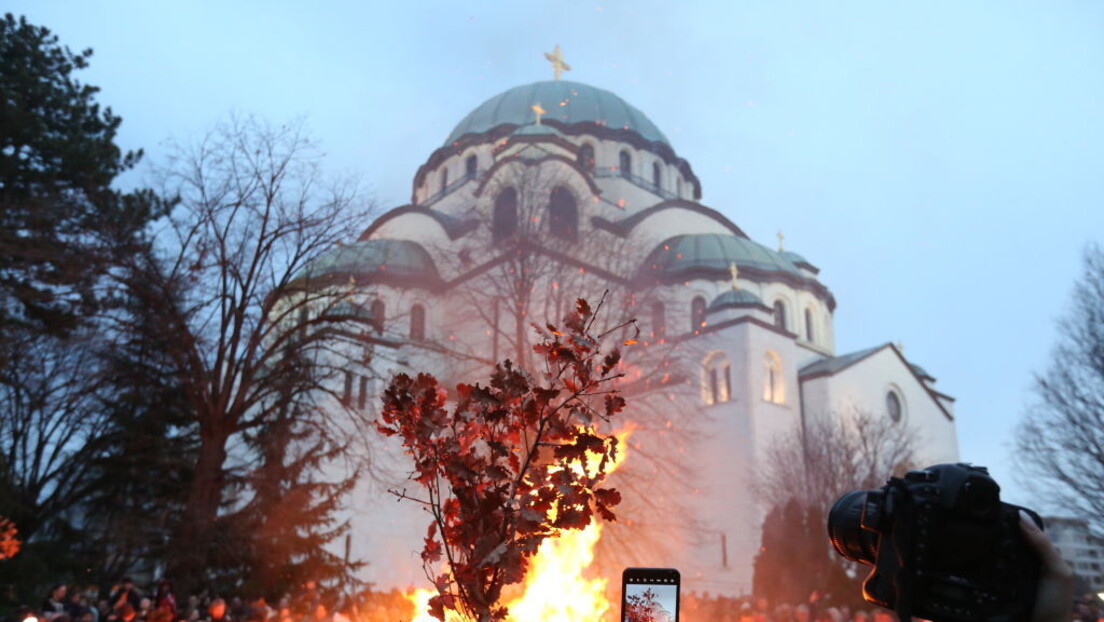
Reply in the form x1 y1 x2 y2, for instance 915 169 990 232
621 567 680 622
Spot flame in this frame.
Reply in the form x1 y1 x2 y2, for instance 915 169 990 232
405 429 631 622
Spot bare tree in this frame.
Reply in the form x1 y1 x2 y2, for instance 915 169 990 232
752 409 921 606
1016 243 1104 531
121 114 377 591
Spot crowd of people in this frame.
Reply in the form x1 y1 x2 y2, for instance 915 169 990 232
6 574 1100 622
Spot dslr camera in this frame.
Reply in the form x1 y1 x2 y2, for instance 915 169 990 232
827 463 1042 622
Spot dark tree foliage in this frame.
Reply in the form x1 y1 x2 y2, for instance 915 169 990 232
1017 244 1104 530
0 13 162 339
752 499 857 609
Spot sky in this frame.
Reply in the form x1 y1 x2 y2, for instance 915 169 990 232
10 1 1104 509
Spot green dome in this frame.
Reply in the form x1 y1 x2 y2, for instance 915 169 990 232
445 81 670 147
298 239 439 283
708 289 766 312
641 234 803 280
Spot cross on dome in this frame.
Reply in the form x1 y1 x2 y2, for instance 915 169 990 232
777 231 785 252
729 262 740 290
543 45 571 81
531 103 547 125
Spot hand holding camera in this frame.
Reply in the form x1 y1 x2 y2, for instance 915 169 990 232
827 463 1072 622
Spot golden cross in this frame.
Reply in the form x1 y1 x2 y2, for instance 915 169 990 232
531 103 547 125
543 45 571 81
777 230 785 252
728 262 740 290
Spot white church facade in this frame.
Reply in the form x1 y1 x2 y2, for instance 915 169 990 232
297 76 960 595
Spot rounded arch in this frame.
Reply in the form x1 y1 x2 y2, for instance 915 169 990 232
410 303 426 340
578 142 596 173
439 166 449 194
804 306 816 343
763 350 784 404
651 300 666 340
619 149 632 178
701 350 732 405
464 153 478 179
492 187 518 242
773 298 789 331
691 295 707 332
370 299 386 334
548 185 578 242
652 161 662 190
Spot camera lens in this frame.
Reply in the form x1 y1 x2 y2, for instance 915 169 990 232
828 490 880 565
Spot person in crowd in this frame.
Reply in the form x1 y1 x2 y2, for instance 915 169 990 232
42 585 68 621
154 580 177 619
109 580 141 613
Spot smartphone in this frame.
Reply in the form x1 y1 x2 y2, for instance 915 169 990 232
621 567 680 622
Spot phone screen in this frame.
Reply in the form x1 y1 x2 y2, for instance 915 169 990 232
622 568 680 622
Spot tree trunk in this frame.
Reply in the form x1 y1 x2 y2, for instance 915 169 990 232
169 420 228 594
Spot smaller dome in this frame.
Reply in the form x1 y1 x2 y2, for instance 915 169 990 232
708 289 766 313
909 362 934 381
641 234 803 281
297 239 440 285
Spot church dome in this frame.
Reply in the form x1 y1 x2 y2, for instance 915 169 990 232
708 289 767 312
296 239 440 286
641 233 803 281
444 81 670 147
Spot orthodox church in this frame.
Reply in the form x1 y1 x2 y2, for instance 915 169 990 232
301 53 960 595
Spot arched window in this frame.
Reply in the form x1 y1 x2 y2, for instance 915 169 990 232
410 304 426 340
493 188 518 242
886 390 903 423
440 167 449 194
370 299 385 334
763 350 784 404
578 144 595 173
652 162 662 190
548 186 578 242
651 301 666 340
465 155 477 179
691 296 707 332
676 177 683 198
619 150 632 178
805 308 815 342
773 300 788 331
702 351 732 405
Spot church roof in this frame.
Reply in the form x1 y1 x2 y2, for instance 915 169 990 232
780 250 819 273
708 289 768 312
444 80 670 147
641 233 804 279
296 239 440 286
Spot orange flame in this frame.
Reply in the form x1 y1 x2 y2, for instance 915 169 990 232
405 428 631 622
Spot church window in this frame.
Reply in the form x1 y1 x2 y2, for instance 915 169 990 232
805 308 815 342
358 376 368 410
548 186 578 242
493 188 518 242
691 296 706 331
651 301 666 340
578 144 595 173
465 154 477 180
440 168 449 194
702 351 731 405
371 299 385 333
619 150 632 178
773 300 788 331
676 176 683 198
410 304 426 340
652 162 662 190
886 390 903 423
763 350 784 404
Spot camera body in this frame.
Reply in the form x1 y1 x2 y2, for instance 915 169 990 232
827 463 1042 622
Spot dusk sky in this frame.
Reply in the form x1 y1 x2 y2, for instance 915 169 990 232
12 1 1104 508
